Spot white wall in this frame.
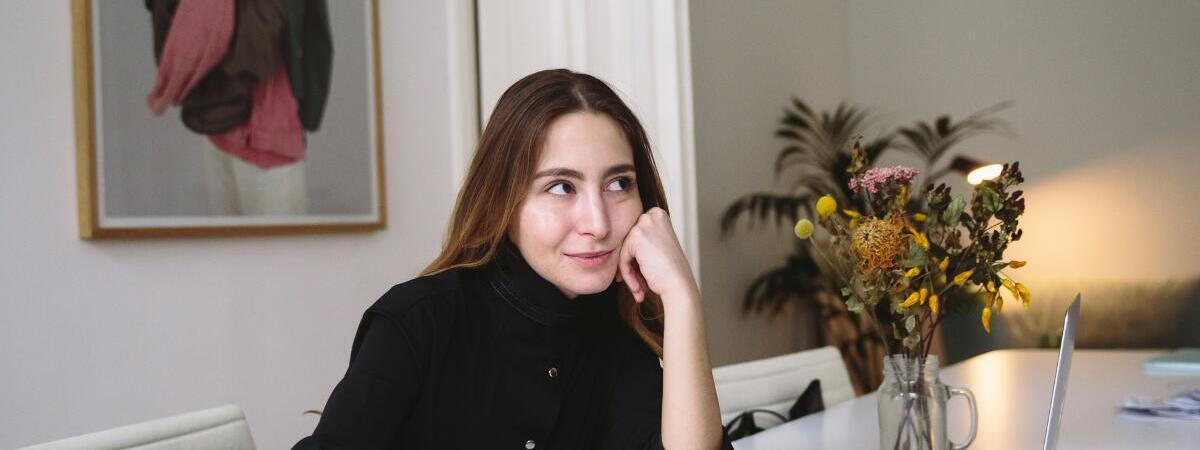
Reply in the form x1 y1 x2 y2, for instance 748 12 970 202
848 0 1200 280
689 0 850 366
0 1 459 449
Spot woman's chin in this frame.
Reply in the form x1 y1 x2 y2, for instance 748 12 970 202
565 274 616 297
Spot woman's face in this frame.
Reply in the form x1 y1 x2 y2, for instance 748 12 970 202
508 111 644 298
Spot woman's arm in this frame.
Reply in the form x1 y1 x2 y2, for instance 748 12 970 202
292 312 424 450
659 285 726 449
617 207 726 450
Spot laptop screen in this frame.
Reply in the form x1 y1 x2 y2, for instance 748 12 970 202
1043 294 1081 450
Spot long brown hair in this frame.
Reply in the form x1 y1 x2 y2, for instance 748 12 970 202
422 69 667 356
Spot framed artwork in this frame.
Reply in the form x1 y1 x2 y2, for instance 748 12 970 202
72 0 385 238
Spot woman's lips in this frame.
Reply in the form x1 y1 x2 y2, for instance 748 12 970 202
566 250 613 267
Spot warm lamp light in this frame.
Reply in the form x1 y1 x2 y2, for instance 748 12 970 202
930 156 999 184
967 164 1004 185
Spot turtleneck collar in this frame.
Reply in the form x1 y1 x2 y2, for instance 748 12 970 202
487 240 615 328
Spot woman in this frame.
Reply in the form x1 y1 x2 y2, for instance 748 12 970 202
293 69 732 449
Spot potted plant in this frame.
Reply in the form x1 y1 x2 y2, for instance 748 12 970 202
795 137 1030 448
720 99 1012 394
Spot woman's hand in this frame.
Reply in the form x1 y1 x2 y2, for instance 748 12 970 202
615 207 699 304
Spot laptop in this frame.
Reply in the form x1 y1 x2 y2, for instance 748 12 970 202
1043 293 1081 450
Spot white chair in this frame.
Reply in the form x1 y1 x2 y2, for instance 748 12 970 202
713 346 854 427
17 404 256 450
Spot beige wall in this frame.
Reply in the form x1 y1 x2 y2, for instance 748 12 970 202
0 1 458 449
848 0 1200 281
690 0 850 366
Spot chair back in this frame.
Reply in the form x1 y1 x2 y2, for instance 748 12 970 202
713 346 854 425
17 404 256 450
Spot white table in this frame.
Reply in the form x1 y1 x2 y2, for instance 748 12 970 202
734 349 1200 449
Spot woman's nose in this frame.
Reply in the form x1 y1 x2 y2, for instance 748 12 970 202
576 191 611 239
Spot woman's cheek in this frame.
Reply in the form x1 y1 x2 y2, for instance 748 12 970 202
515 199 565 244
613 202 643 240
529 205 569 236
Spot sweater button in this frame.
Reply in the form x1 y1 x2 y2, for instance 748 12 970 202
525 439 536 449
547 367 558 378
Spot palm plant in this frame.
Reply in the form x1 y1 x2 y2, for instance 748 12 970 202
896 101 1013 189
720 98 1009 392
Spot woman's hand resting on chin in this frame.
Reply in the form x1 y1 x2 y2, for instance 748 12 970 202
614 207 699 305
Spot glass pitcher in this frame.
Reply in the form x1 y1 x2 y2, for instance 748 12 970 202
877 355 978 450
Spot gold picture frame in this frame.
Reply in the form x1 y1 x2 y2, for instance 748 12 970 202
72 0 385 239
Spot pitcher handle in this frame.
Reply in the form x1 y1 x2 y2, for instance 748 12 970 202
948 386 978 449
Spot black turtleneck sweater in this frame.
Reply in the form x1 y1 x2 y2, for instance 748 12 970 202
292 245 736 449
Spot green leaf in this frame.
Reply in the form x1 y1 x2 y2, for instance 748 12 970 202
943 196 966 226
902 241 930 268
847 298 864 313
905 315 917 332
980 186 1002 213
902 334 921 350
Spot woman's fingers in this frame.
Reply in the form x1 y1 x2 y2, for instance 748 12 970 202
622 257 642 303
629 259 649 303
618 236 644 302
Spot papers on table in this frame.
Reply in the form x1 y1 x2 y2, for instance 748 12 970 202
1119 389 1200 422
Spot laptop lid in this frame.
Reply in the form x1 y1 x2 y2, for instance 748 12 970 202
1043 293 1081 450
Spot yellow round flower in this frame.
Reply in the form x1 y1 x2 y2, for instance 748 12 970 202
794 219 815 239
929 294 940 314
816 195 837 218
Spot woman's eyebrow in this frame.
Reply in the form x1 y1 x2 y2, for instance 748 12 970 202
603 163 637 178
533 163 635 180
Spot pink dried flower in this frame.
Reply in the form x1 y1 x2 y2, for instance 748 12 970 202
849 166 920 195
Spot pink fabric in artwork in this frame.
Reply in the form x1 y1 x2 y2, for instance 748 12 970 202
208 56 306 169
145 0 235 116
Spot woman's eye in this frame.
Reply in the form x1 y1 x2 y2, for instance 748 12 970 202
547 182 573 196
607 177 634 192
